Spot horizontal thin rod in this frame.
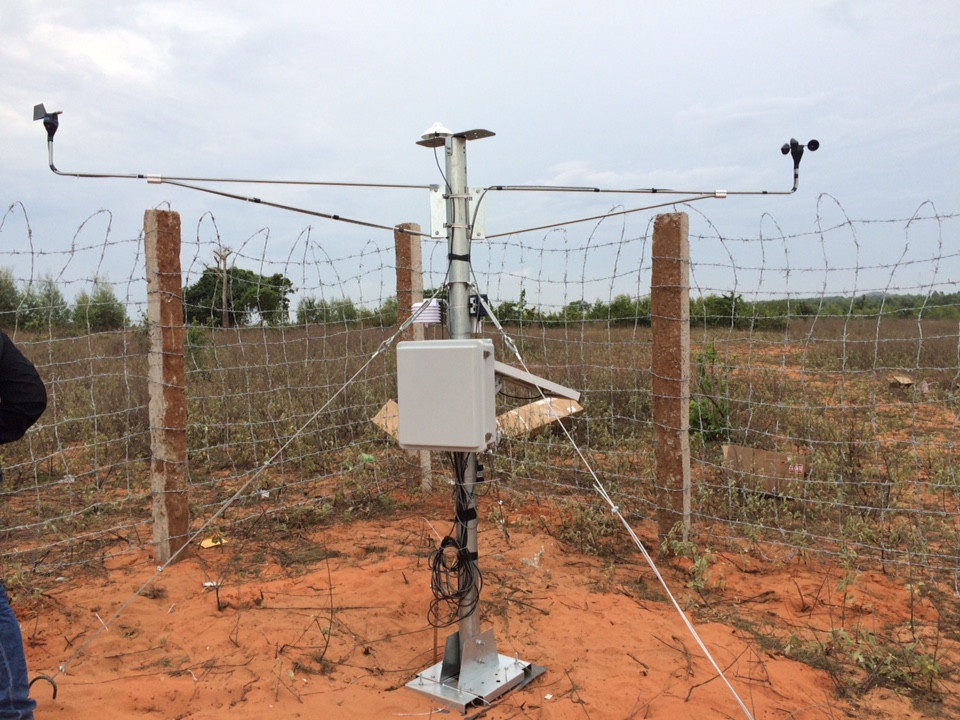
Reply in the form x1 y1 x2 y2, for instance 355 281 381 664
47 141 430 190
485 183 797 197
485 195 716 239
160 179 433 237
153 177 432 191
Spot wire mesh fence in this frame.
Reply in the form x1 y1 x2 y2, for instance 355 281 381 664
1 195 958 608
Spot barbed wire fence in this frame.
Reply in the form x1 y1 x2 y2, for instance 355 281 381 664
1 196 959 673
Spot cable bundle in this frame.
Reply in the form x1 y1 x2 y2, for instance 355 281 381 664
427 535 482 628
427 452 484 628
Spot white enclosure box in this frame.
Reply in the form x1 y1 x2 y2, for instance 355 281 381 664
396 339 497 452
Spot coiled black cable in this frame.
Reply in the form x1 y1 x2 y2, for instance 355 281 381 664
427 535 482 628
427 452 484 628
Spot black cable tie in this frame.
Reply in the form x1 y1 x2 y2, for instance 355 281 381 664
465 551 479 562
456 506 478 523
448 252 470 262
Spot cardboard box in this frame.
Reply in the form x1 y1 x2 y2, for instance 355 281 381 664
721 444 809 494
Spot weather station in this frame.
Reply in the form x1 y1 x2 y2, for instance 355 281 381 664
400 125 560 709
32 103 817 715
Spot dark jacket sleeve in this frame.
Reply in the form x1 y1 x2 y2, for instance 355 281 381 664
0 332 48 444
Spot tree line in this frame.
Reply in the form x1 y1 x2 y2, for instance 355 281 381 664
0 270 127 332
4 263 960 333
481 289 960 328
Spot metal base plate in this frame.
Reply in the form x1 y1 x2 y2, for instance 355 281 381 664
406 630 545 712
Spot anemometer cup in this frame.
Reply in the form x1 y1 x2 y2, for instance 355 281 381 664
781 138 819 171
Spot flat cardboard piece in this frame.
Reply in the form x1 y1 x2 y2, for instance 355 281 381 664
371 400 400 439
721 444 808 494
497 397 583 438
371 397 583 442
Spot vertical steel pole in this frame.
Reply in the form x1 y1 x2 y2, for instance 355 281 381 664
445 135 471 340
443 134 481 649
408 127 544 709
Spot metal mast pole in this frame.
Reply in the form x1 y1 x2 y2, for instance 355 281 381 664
443 133 481 649
445 134 472 340
410 126 541 711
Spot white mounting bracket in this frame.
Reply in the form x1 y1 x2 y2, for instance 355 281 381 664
430 186 487 240
494 361 580 402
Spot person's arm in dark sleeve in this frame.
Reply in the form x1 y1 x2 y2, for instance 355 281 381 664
0 332 47 444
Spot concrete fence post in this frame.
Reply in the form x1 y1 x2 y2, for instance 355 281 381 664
394 222 432 491
144 209 190 563
651 212 691 547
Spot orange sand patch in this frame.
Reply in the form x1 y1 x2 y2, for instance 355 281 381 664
16 501 958 720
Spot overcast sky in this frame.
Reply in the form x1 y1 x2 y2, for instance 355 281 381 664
3 0 959 307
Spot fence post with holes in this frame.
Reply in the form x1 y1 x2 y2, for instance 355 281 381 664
144 209 190 563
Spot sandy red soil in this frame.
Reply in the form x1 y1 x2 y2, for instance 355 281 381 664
16 493 958 720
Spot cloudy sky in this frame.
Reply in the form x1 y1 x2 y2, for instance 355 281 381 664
3 0 959 306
